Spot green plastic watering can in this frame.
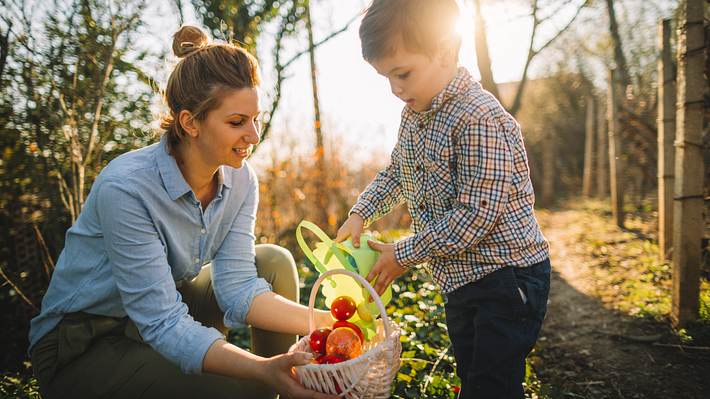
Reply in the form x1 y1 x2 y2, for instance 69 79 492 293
296 220 393 320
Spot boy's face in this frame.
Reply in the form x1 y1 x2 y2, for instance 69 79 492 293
369 41 457 113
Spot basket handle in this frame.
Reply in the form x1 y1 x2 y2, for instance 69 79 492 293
308 269 392 337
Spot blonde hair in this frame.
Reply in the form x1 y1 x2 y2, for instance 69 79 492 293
160 26 261 151
359 0 461 61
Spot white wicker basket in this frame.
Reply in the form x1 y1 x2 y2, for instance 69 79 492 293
289 269 401 398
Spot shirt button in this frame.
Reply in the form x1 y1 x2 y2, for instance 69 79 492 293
193 257 199 263
418 203 425 211
415 165 422 172
481 200 488 207
417 121 425 129
200 228 206 234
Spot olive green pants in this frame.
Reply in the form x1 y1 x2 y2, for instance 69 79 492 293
31 244 299 399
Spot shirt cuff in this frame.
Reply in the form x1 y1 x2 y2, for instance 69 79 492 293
184 326 224 374
349 202 376 227
223 277 272 329
394 236 428 268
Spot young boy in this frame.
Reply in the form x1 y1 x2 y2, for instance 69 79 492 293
335 1 551 398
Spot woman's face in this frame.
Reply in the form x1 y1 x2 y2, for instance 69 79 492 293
195 87 261 170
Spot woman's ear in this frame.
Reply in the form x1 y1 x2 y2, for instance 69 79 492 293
178 110 200 138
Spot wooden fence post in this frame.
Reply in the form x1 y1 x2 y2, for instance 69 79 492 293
657 18 676 261
583 97 595 198
671 0 705 327
596 97 608 198
607 68 624 228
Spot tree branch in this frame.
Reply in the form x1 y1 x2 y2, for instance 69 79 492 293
257 10 359 149
281 12 359 71
534 0 586 56
509 0 586 116
0 265 38 311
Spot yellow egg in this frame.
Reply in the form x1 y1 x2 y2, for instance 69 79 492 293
357 301 373 322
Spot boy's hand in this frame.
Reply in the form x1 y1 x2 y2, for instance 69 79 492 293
365 240 407 296
335 214 364 247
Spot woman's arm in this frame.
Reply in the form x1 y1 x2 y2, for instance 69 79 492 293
203 340 337 399
212 168 334 334
246 292 334 336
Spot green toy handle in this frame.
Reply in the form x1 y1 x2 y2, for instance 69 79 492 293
296 220 332 274
297 220 361 275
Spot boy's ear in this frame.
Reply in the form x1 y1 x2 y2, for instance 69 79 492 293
437 35 461 67
178 110 200 138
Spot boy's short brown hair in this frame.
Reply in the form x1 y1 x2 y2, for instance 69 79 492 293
359 0 461 61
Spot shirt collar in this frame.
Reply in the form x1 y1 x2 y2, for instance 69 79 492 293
218 166 231 189
156 135 193 201
406 66 474 119
156 136 232 201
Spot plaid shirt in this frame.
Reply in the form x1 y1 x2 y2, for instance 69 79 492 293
351 67 549 293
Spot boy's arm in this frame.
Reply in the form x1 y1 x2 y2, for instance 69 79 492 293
350 138 405 226
394 115 515 267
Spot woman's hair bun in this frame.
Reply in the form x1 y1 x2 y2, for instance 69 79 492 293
172 25 209 58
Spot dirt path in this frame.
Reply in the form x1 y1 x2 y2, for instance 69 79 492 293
534 207 710 399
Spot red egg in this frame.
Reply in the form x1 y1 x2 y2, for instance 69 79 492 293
309 328 331 354
325 327 363 359
330 296 357 321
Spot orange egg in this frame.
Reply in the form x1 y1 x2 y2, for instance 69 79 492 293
325 327 363 359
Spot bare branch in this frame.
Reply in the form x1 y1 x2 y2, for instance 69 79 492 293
281 12 359 71
509 0 587 116
172 0 185 25
32 224 55 280
537 0 577 24
0 265 38 311
533 0 586 56
258 10 360 148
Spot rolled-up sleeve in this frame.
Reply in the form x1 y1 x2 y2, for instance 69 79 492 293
395 115 514 267
97 179 224 374
211 172 272 329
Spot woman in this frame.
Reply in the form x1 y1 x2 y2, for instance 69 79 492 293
28 26 335 399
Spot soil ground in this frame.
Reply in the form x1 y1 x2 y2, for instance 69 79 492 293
532 202 710 399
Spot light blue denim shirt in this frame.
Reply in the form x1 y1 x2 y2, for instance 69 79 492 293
28 135 272 374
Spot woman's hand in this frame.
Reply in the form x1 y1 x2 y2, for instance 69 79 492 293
259 352 339 399
335 213 364 247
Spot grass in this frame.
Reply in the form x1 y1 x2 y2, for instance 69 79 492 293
574 200 710 344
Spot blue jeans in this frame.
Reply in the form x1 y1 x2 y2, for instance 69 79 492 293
444 259 551 399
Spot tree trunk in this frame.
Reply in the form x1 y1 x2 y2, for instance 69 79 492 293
582 97 595 198
657 18 675 261
671 0 705 327
305 1 329 228
604 0 631 87
541 132 555 206
0 22 10 90
472 0 499 100
596 97 609 198
607 68 624 228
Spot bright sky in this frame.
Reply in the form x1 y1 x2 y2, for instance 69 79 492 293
139 0 536 165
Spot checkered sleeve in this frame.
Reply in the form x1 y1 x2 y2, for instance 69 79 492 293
350 139 405 227
394 115 514 267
